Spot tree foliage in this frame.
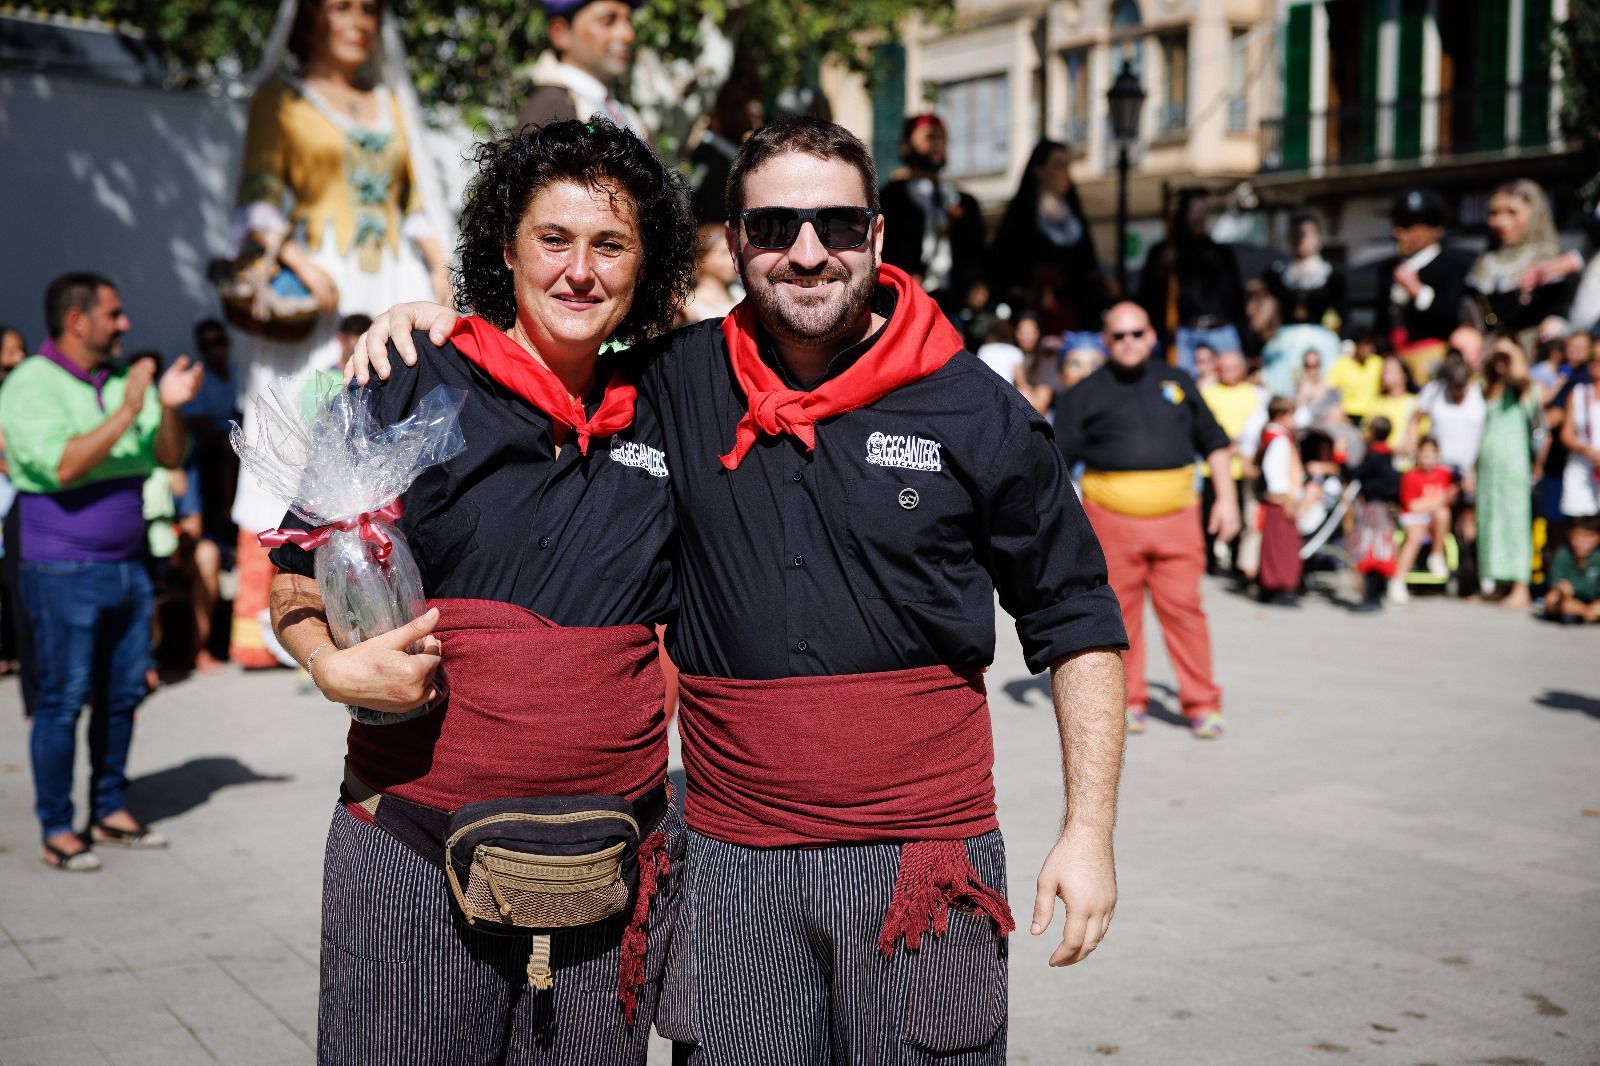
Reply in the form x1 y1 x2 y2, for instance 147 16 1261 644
1555 5 1600 207
69 0 949 136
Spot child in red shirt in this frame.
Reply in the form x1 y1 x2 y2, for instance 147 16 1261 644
1392 436 1457 597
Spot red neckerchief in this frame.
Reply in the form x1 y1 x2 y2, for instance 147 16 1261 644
717 263 963 470
449 315 636 455
1369 441 1392 455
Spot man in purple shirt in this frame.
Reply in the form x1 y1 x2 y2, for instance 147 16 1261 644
0 273 203 871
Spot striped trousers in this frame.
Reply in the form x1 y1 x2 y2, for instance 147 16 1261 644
317 802 683 1066
657 829 1009 1065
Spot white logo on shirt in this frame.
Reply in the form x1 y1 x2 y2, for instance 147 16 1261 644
608 438 669 478
865 431 943 473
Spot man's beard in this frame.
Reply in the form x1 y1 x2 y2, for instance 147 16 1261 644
903 149 944 174
744 255 877 348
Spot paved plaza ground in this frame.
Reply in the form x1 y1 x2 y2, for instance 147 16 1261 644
0 581 1595 1065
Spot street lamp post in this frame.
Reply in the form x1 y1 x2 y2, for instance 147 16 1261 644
1107 60 1146 294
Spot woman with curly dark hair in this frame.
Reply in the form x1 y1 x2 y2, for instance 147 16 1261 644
266 118 695 1065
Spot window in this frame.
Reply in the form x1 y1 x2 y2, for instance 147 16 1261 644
1111 0 1143 75
1112 0 1141 30
1160 34 1187 134
1227 27 1249 132
1063 49 1091 148
938 74 1010 177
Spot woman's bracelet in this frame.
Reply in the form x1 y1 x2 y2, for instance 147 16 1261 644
304 641 337 697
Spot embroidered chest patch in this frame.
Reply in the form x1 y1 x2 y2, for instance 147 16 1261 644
608 439 669 477
865 431 943 473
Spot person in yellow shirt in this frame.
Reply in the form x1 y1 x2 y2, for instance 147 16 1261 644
1365 354 1428 461
1327 332 1385 424
1201 350 1266 575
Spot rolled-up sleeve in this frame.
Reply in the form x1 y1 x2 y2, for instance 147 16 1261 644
981 411 1128 674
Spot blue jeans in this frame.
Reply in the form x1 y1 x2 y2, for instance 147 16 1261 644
21 559 152 839
1175 324 1243 376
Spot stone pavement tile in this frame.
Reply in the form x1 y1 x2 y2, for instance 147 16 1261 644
130 959 301 1047
0 938 35 982
0 974 76 1039
189 1020 311 1065
0 1032 113 1066
213 952 319 1045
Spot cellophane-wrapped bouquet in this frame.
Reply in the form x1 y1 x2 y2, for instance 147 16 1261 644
232 378 467 724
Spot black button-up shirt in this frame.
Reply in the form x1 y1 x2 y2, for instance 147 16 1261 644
1054 360 1230 473
636 293 1126 680
269 333 674 628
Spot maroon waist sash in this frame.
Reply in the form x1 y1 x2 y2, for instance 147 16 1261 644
677 665 1014 953
343 598 667 820
341 598 669 1022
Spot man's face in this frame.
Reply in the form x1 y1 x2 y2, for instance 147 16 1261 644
1571 527 1600 560
196 328 230 371
553 2 635 86
1417 442 1439 472
1565 332 1590 368
0 330 24 369
1393 222 1442 258
729 152 882 349
73 286 129 363
1102 304 1155 369
1217 351 1247 386
904 123 947 172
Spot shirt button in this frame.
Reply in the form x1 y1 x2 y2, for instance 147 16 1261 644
795 639 809 652
793 554 805 568
791 470 803 483
538 536 551 549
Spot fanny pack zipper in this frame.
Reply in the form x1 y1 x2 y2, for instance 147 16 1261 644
445 808 639 850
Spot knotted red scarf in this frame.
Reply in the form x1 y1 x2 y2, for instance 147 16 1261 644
257 498 404 559
449 314 636 454
717 263 963 469
342 598 669 1021
676 665 1015 954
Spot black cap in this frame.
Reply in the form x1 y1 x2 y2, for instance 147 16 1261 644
1392 187 1447 228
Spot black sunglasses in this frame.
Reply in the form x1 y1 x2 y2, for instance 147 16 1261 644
739 206 877 251
1109 329 1148 342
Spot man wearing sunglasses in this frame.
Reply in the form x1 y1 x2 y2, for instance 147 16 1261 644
1054 301 1240 741
347 116 1128 1063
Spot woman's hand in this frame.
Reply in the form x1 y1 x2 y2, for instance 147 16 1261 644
346 302 461 386
314 609 443 714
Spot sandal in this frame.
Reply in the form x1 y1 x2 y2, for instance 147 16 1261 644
41 838 102 872
90 818 169 849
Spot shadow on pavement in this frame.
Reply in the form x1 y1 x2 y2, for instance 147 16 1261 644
1145 686 1189 728
127 756 293 824
1534 690 1600 722
1001 674 1051 707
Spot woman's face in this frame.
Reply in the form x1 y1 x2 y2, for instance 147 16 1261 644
0 330 24 369
1294 220 1321 259
1301 351 1322 380
1486 192 1530 247
700 235 739 287
1014 317 1041 353
1381 356 1407 395
311 0 379 72
1037 148 1073 198
504 179 642 362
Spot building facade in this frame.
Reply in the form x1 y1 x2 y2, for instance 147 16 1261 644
864 0 1579 283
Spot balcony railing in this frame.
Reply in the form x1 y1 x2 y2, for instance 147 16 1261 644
1260 83 1557 174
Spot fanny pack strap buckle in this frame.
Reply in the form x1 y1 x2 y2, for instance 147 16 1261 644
527 935 554 991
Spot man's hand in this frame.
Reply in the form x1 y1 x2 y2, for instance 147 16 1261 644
314 608 444 714
1208 495 1241 541
158 355 205 409
346 302 460 386
1031 826 1117 966
122 357 155 416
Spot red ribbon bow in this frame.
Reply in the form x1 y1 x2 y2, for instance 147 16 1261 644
257 499 406 560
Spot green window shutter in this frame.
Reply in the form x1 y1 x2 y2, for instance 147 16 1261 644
1282 2 1312 170
1477 0 1511 151
1393 0 1426 161
1359 0 1383 164
1520 0 1553 147
871 43 907 182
